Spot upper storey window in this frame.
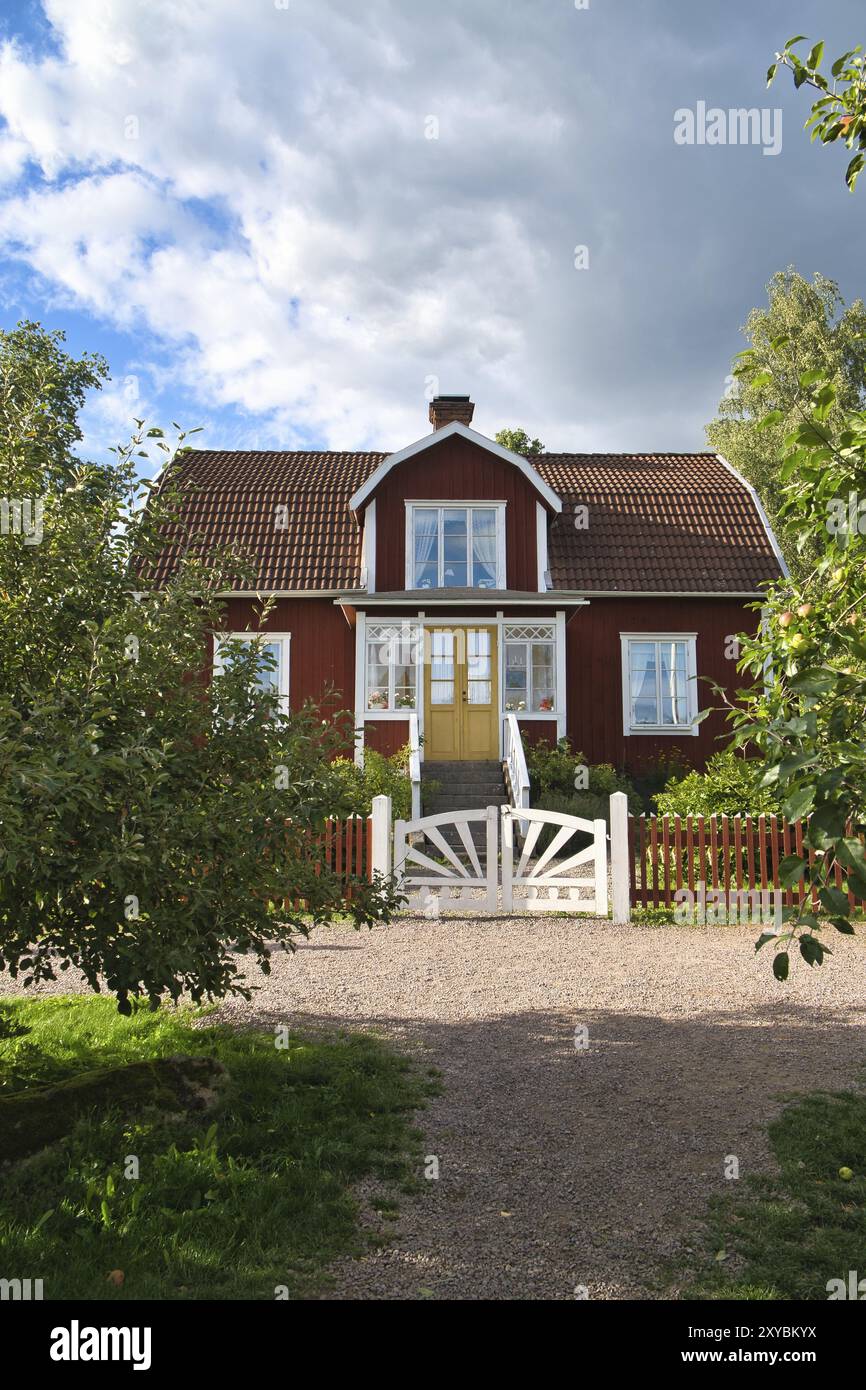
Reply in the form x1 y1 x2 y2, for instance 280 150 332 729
406 503 505 589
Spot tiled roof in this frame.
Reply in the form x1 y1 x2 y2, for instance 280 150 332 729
142 449 783 594
535 453 783 592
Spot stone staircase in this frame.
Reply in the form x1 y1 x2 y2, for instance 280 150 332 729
420 760 510 856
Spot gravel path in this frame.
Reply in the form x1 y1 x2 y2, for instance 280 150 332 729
5 917 866 1299
214 916 866 1300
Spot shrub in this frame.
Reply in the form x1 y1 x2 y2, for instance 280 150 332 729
656 748 783 819
526 737 639 810
629 749 692 812
330 746 411 820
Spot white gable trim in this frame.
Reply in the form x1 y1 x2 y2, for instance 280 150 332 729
714 452 790 580
348 420 562 514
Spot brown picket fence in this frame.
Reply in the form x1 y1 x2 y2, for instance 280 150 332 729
282 815 373 910
628 813 866 911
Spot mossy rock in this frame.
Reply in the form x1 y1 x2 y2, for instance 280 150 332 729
0 1054 228 1163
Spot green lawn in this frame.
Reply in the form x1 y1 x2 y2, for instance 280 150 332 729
0 996 436 1300
688 1089 866 1300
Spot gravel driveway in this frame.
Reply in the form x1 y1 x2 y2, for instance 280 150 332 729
212 916 866 1300
5 917 866 1299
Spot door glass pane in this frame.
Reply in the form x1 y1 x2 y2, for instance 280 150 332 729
467 631 492 705
431 680 455 705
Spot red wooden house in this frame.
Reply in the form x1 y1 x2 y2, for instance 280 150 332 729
148 394 785 797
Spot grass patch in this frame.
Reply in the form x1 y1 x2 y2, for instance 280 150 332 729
688 1089 866 1300
0 995 435 1300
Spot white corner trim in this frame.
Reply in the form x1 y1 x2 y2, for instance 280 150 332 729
536 502 548 592
619 632 699 738
348 420 562 514
362 499 377 593
714 452 790 580
354 612 366 766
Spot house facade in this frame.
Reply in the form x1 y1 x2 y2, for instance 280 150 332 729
150 395 786 776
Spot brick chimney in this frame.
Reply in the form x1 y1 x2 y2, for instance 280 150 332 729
428 394 475 431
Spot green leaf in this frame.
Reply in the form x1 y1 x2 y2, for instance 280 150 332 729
799 935 829 966
783 785 815 821
829 915 855 935
806 42 825 71
766 63 778 87
819 885 851 916
784 35 808 50
846 152 865 191
778 855 806 888
773 951 790 981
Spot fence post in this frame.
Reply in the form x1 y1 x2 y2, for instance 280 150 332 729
370 794 392 878
610 792 630 924
593 818 609 918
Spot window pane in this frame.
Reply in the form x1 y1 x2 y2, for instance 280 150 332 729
529 642 555 710
472 508 496 535
443 509 468 536
443 561 467 587
468 680 491 705
431 680 454 705
413 509 439 587
629 642 658 724
472 532 497 587
659 642 687 725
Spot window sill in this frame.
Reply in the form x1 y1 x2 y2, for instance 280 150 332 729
625 723 700 737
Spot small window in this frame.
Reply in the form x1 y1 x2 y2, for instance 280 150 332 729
503 623 556 712
407 504 503 589
620 634 698 735
213 633 291 715
365 622 420 712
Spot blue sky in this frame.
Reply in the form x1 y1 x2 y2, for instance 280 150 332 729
0 0 863 471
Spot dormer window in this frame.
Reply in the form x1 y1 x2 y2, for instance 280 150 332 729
406 503 505 590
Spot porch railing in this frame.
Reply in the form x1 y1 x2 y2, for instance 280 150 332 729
503 712 531 810
408 711 422 821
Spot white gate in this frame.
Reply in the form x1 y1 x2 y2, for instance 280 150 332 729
501 806 608 915
393 807 499 913
390 802 608 916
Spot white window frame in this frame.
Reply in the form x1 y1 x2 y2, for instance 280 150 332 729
364 621 421 716
405 501 506 591
213 632 291 716
619 632 699 737
502 622 557 715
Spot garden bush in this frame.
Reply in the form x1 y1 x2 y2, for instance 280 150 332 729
330 746 411 820
656 748 783 819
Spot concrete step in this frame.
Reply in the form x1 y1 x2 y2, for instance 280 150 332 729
422 761 503 782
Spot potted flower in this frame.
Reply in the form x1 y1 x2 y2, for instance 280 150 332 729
538 696 554 712
367 691 388 710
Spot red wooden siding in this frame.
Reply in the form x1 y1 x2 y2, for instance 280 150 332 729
518 719 558 748
222 597 355 714
565 597 757 771
371 434 544 591
364 720 410 757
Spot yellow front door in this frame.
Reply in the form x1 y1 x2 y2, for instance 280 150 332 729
424 626 498 761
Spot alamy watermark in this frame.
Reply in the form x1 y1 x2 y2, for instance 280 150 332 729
674 881 783 929
674 102 782 157
0 497 44 545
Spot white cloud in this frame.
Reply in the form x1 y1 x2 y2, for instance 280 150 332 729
0 0 794 452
